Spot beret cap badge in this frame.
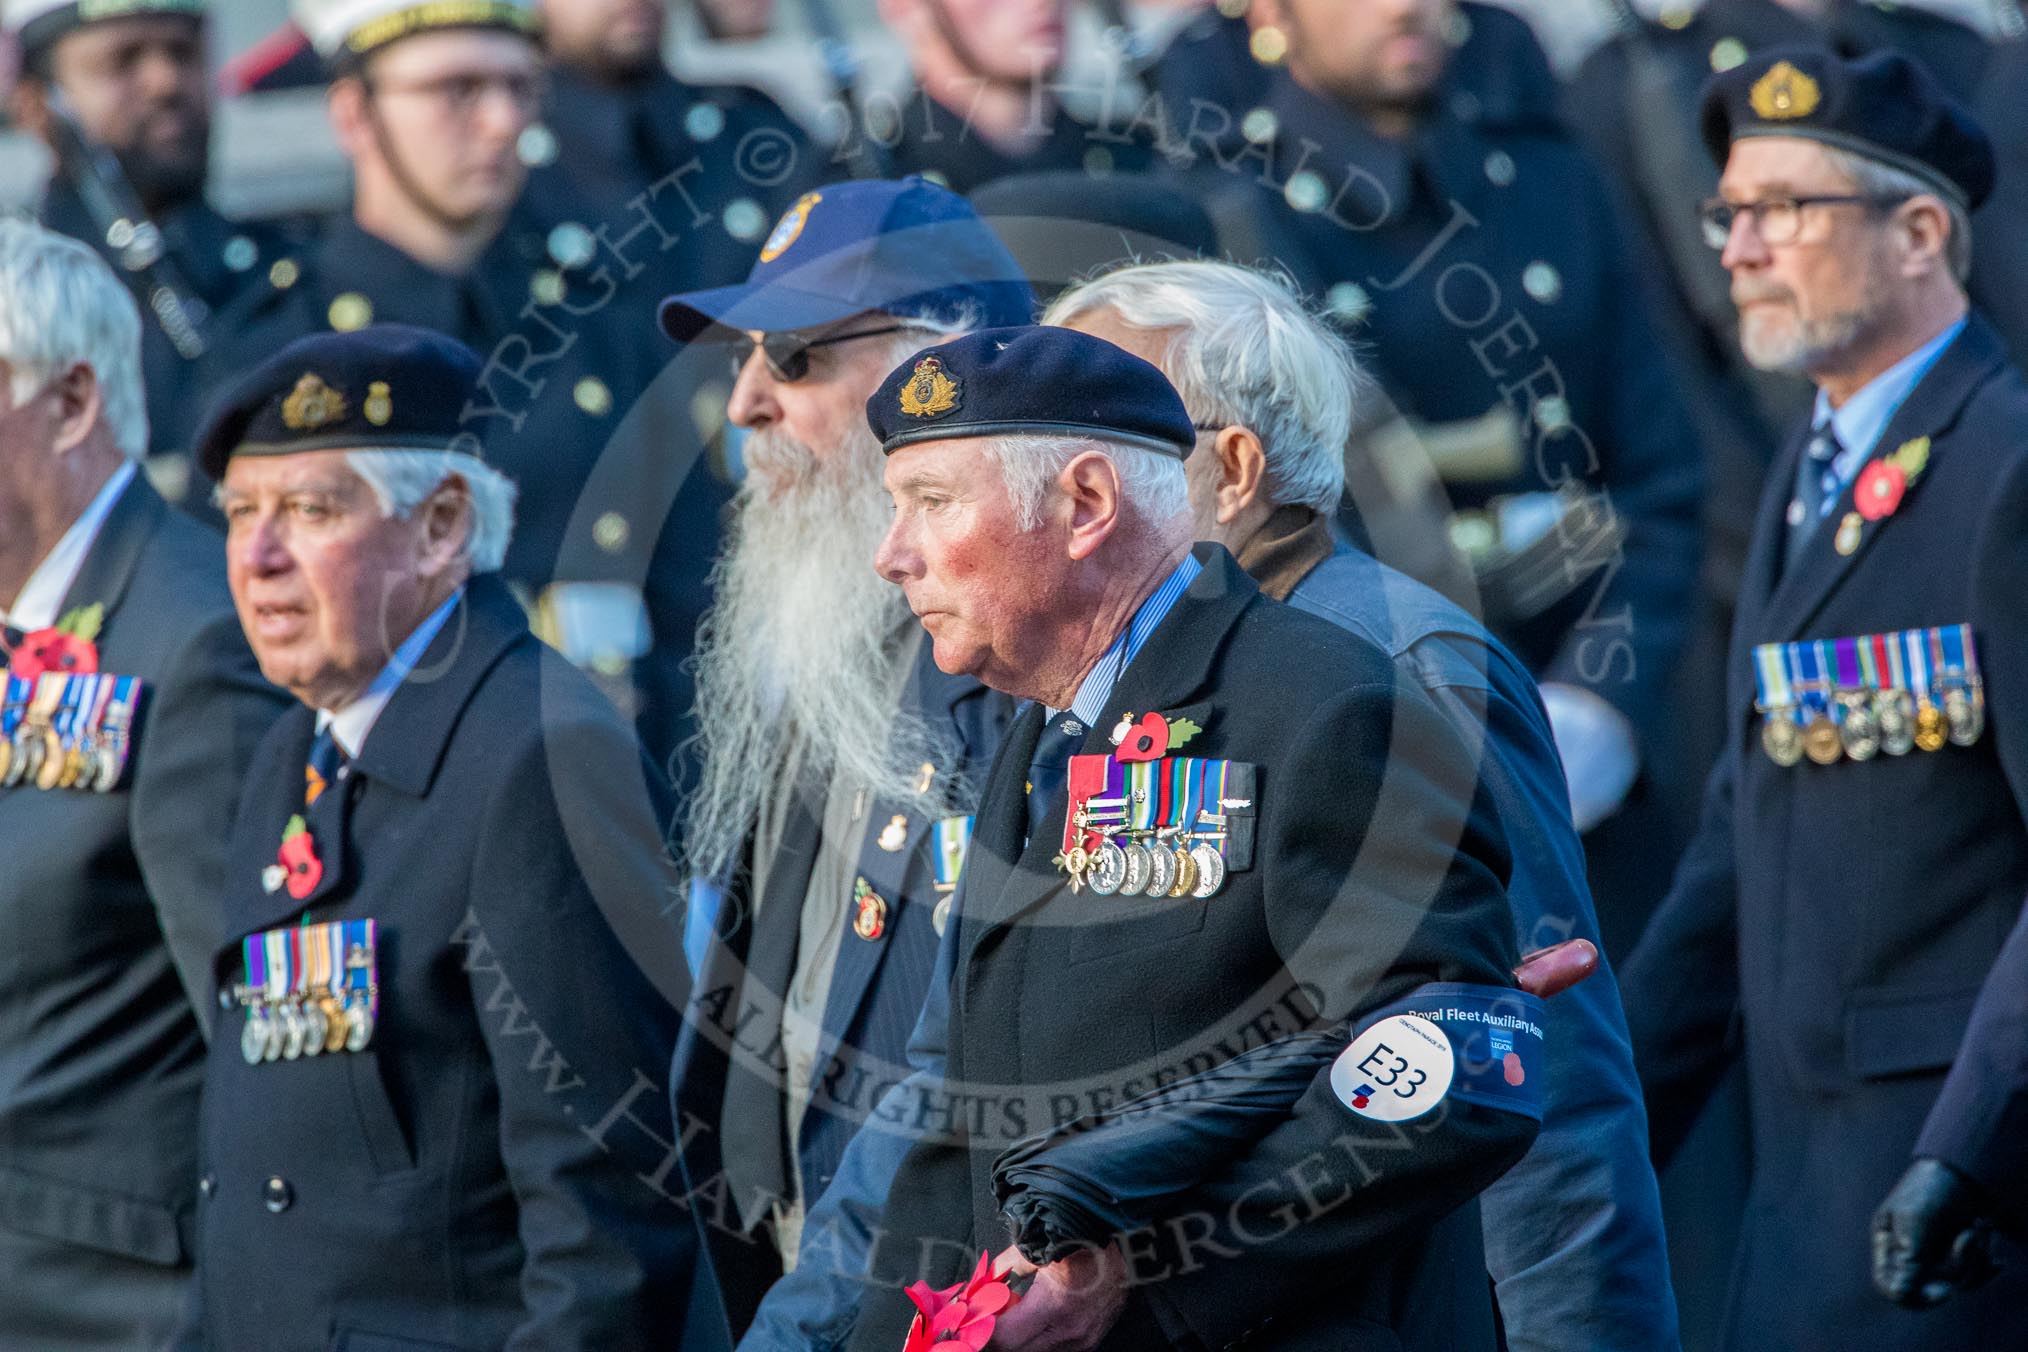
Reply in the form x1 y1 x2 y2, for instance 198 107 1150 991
364 381 394 426
1750 61 1820 122
281 374 347 431
899 355 961 419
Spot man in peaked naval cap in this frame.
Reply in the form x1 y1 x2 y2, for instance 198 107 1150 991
1626 44 2028 1351
4 0 297 490
659 175 1031 1344
191 324 697 1350
0 218 285 1352
825 324 1540 1352
202 0 732 770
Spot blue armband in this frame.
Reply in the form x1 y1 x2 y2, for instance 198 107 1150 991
1329 982 1546 1124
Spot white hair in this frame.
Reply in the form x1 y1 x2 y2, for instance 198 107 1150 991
1043 260 1368 515
980 432 1190 532
344 448 518 572
0 217 148 458
1821 145 1972 283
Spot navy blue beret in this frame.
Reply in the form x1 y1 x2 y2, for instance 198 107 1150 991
1700 45 1994 211
866 325 1195 459
659 176 1034 343
194 324 485 481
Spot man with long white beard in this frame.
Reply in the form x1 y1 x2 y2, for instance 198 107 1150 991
657 176 1034 1345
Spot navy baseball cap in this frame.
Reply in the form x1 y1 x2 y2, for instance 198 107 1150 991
1701 45 1994 211
657 176 1036 343
194 324 485 481
867 326 1195 459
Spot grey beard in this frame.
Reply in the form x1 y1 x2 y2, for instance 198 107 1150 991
679 423 965 887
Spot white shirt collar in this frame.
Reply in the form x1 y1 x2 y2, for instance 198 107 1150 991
316 588 464 757
0 462 136 632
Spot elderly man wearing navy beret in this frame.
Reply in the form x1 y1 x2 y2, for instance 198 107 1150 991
189 324 693 1351
790 324 1541 1352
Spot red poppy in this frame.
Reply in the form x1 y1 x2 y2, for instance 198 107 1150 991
279 815 323 900
901 1251 1015 1352
1855 460 1907 522
8 627 99 680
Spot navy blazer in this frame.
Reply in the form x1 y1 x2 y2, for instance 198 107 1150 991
854 546 1538 1352
196 575 693 1352
1627 314 2028 1350
0 476 283 1345
672 635 1014 1341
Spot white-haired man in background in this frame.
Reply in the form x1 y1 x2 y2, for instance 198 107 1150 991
1047 258 1679 1352
0 217 284 1348
188 323 696 1349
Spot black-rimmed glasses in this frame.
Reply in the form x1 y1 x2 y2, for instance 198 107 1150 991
1697 194 1909 250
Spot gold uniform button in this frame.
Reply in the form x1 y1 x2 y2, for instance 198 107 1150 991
574 376 613 417
328 292 373 332
593 511 629 552
268 258 301 289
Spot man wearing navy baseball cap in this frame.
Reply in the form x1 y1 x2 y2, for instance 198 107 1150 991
664 176 1033 1343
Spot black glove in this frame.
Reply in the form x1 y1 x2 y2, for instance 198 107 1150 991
1870 1157 2001 1308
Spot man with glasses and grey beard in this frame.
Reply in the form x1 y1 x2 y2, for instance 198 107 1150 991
658 176 1033 1345
1628 47 2028 1350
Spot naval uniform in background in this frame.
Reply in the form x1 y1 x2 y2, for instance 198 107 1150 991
0 469 283 1348
38 181 299 508
1200 24 1703 956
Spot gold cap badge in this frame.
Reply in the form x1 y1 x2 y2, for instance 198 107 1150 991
899 355 960 418
364 381 393 426
1750 61 1820 122
282 373 347 431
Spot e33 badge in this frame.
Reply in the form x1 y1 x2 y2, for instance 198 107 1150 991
1329 1014 1454 1122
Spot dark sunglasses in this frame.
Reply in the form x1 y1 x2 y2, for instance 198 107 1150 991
729 324 920 382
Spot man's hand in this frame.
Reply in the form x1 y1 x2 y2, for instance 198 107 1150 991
1870 1157 2001 1308
988 1243 1129 1352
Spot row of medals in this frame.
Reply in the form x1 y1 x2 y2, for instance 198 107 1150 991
0 720 123 792
241 988 377 1064
1062 802 1228 899
1762 684 1983 767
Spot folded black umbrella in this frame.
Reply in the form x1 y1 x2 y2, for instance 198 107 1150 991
991 1027 1347 1265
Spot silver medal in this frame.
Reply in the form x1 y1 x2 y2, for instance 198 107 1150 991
1944 686 1984 746
301 1002 329 1057
240 1007 268 1064
1874 690 1916 756
1119 843 1152 896
281 1004 306 1061
1837 695 1880 762
1145 843 1177 897
1088 841 1127 895
345 1000 375 1053
1190 843 1226 898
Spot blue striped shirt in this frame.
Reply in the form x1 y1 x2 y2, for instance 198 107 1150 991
1053 552 1202 727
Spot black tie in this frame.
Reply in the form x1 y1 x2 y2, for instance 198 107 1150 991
1785 423 1843 570
1024 712 1086 847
